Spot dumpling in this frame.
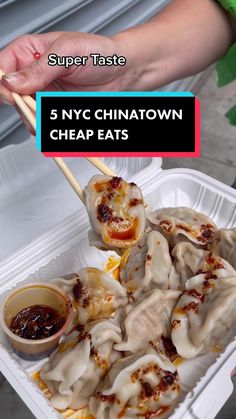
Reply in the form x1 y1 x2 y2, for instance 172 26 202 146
120 229 180 300
209 227 236 269
148 207 217 246
40 319 121 410
89 347 181 419
171 276 236 358
52 268 127 324
115 289 181 353
172 242 236 289
151 335 178 363
85 175 146 251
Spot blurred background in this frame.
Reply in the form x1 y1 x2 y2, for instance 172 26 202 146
1 0 235 187
0 0 218 148
0 0 236 418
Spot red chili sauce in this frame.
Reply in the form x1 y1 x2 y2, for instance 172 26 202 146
10 305 65 340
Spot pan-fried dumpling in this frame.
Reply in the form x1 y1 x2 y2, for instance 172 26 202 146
148 207 217 246
120 229 180 300
171 276 236 358
40 319 121 410
172 242 236 289
52 268 127 324
115 289 181 353
85 175 146 251
209 227 236 269
89 348 181 419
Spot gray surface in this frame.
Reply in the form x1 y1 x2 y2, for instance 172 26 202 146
163 70 236 187
0 374 33 419
215 377 236 419
1 71 236 418
0 374 235 418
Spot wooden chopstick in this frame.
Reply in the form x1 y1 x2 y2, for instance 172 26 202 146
12 92 36 131
86 158 117 177
23 95 36 113
0 67 85 203
0 69 117 178
0 67 117 203
54 157 85 202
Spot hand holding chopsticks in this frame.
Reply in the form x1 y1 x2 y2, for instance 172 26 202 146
0 67 117 204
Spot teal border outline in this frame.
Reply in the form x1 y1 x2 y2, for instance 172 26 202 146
36 91 194 151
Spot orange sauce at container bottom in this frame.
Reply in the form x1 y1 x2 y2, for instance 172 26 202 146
136 405 170 418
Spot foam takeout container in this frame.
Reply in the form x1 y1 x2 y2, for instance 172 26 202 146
0 139 236 419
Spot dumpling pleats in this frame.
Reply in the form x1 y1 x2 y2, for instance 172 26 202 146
172 242 236 289
115 289 181 353
52 268 127 325
148 207 217 247
209 227 236 269
120 229 180 300
89 348 181 419
171 276 236 358
40 319 122 410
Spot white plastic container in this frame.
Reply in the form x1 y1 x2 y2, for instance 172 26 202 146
0 140 236 419
0 139 160 261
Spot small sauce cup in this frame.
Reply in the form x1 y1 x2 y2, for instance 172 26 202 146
0 283 73 360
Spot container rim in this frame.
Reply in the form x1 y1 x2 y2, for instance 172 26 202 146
0 282 74 345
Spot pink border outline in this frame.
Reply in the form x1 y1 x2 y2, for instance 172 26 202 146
43 98 201 158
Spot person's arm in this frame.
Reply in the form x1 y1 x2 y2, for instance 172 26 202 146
0 0 234 105
114 0 235 90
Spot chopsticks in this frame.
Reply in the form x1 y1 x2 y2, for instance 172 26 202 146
0 67 117 204
0 67 85 202
53 157 85 203
86 158 117 177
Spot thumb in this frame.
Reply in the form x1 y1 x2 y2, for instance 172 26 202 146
2 51 64 94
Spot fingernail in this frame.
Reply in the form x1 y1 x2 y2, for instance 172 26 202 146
2 71 26 86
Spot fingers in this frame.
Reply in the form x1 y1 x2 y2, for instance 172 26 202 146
0 32 64 71
2 40 67 95
2 52 64 95
0 32 64 99
0 50 17 105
